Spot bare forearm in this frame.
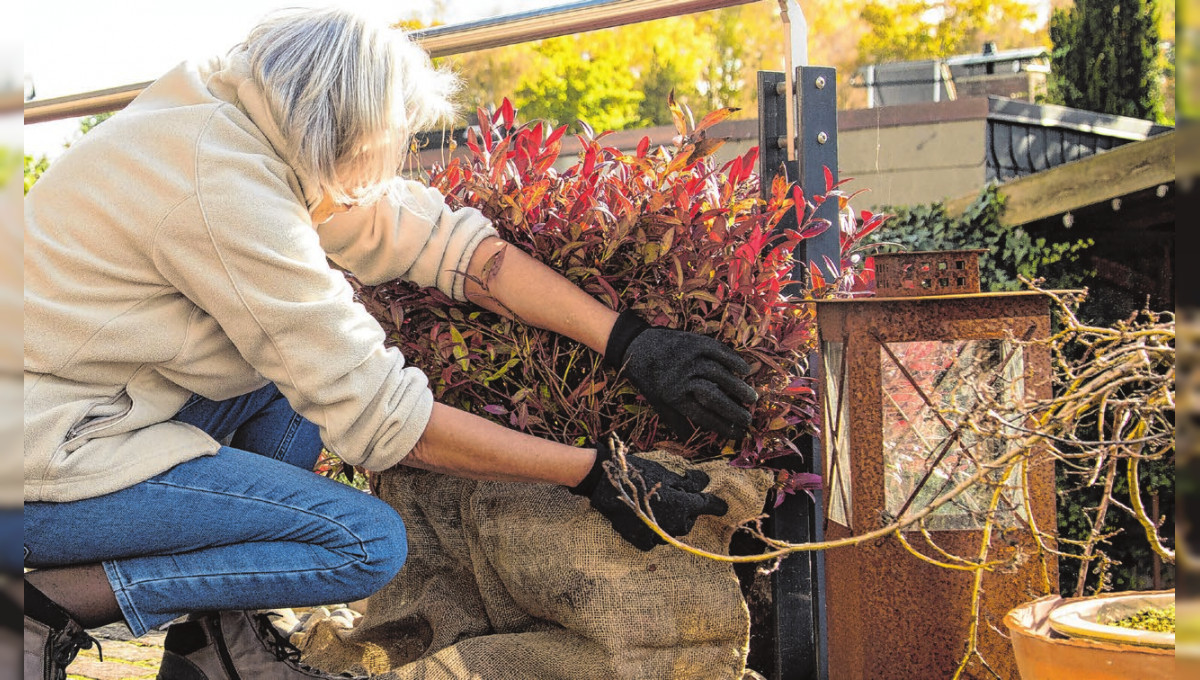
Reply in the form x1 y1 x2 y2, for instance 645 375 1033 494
464 237 618 354
403 402 596 486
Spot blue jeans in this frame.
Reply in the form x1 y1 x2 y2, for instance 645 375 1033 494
23 384 407 637
1 509 20 574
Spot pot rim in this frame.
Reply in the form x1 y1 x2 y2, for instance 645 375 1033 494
1004 590 1175 657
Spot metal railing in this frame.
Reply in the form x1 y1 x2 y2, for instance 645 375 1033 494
24 0 758 125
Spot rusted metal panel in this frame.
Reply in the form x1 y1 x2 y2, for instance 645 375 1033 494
817 290 1057 679
872 249 987 298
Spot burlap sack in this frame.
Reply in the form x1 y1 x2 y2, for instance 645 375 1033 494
296 452 772 680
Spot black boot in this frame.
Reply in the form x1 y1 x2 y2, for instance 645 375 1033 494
157 610 365 679
23 580 102 680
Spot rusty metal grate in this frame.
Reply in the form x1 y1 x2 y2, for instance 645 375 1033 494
873 249 986 297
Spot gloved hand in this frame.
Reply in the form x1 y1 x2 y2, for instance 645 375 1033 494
569 437 728 551
603 310 758 440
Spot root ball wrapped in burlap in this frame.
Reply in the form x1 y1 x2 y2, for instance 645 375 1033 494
296 452 772 679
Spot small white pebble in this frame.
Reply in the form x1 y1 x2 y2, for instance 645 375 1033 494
263 608 301 637
301 607 331 629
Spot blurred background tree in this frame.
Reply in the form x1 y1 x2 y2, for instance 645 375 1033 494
400 0 1057 130
856 0 1044 64
1046 0 1167 122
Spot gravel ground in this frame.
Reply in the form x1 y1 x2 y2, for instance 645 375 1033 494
67 623 165 680
64 605 362 680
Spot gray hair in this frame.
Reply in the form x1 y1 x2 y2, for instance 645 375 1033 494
237 7 458 207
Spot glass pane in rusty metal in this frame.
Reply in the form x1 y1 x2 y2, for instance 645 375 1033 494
880 339 1027 530
822 340 852 527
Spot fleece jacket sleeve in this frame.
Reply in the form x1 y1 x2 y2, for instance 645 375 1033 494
317 179 497 300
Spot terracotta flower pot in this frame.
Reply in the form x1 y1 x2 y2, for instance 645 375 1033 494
1004 591 1175 680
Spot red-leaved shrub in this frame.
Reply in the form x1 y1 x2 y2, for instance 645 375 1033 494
352 98 879 503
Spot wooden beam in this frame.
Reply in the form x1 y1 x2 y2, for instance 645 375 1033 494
944 130 1175 226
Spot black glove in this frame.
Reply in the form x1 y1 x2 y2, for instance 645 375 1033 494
569 438 728 551
604 310 758 440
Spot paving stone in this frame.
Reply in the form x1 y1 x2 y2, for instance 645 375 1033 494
89 639 165 664
66 655 157 680
70 633 164 680
92 622 169 645
90 623 140 642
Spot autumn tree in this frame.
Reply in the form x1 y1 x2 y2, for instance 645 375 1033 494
417 3 871 130
399 0 1045 132
856 0 1044 66
514 32 647 133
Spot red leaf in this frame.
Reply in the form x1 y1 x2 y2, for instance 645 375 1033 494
741 146 759 180
809 261 825 289
856 212 891 240
636 136 650 159
791 185 806 218
499 98 516 129
797 217 831 240
784 378 814 394
770 173 790 202
533 141 562 175
590 274 621 308
582 145 597 176
667 89 689 138
476 107 494 152
546 124 568 146
688 137 726 162
787 472 823 490
694 106 739 134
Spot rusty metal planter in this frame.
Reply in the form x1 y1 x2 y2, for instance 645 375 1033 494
815 255 1057 679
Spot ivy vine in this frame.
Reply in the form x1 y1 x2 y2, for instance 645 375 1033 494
867 184 1095 292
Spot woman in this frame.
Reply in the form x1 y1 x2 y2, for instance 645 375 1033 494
23 8 757 679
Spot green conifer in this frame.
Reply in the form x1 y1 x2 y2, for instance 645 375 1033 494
1048 0 1164 120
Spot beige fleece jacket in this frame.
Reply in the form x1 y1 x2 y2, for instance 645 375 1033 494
23 55 495 502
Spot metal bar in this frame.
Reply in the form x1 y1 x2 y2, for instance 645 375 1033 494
23 82 149 125
757 65 837 680
24 0 756 125
417 0 755 56
777 0 807 162
789 64 837 680
757 71 794 208
756 70 808 680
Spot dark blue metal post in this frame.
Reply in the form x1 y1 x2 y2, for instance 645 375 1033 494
755 66 837 680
